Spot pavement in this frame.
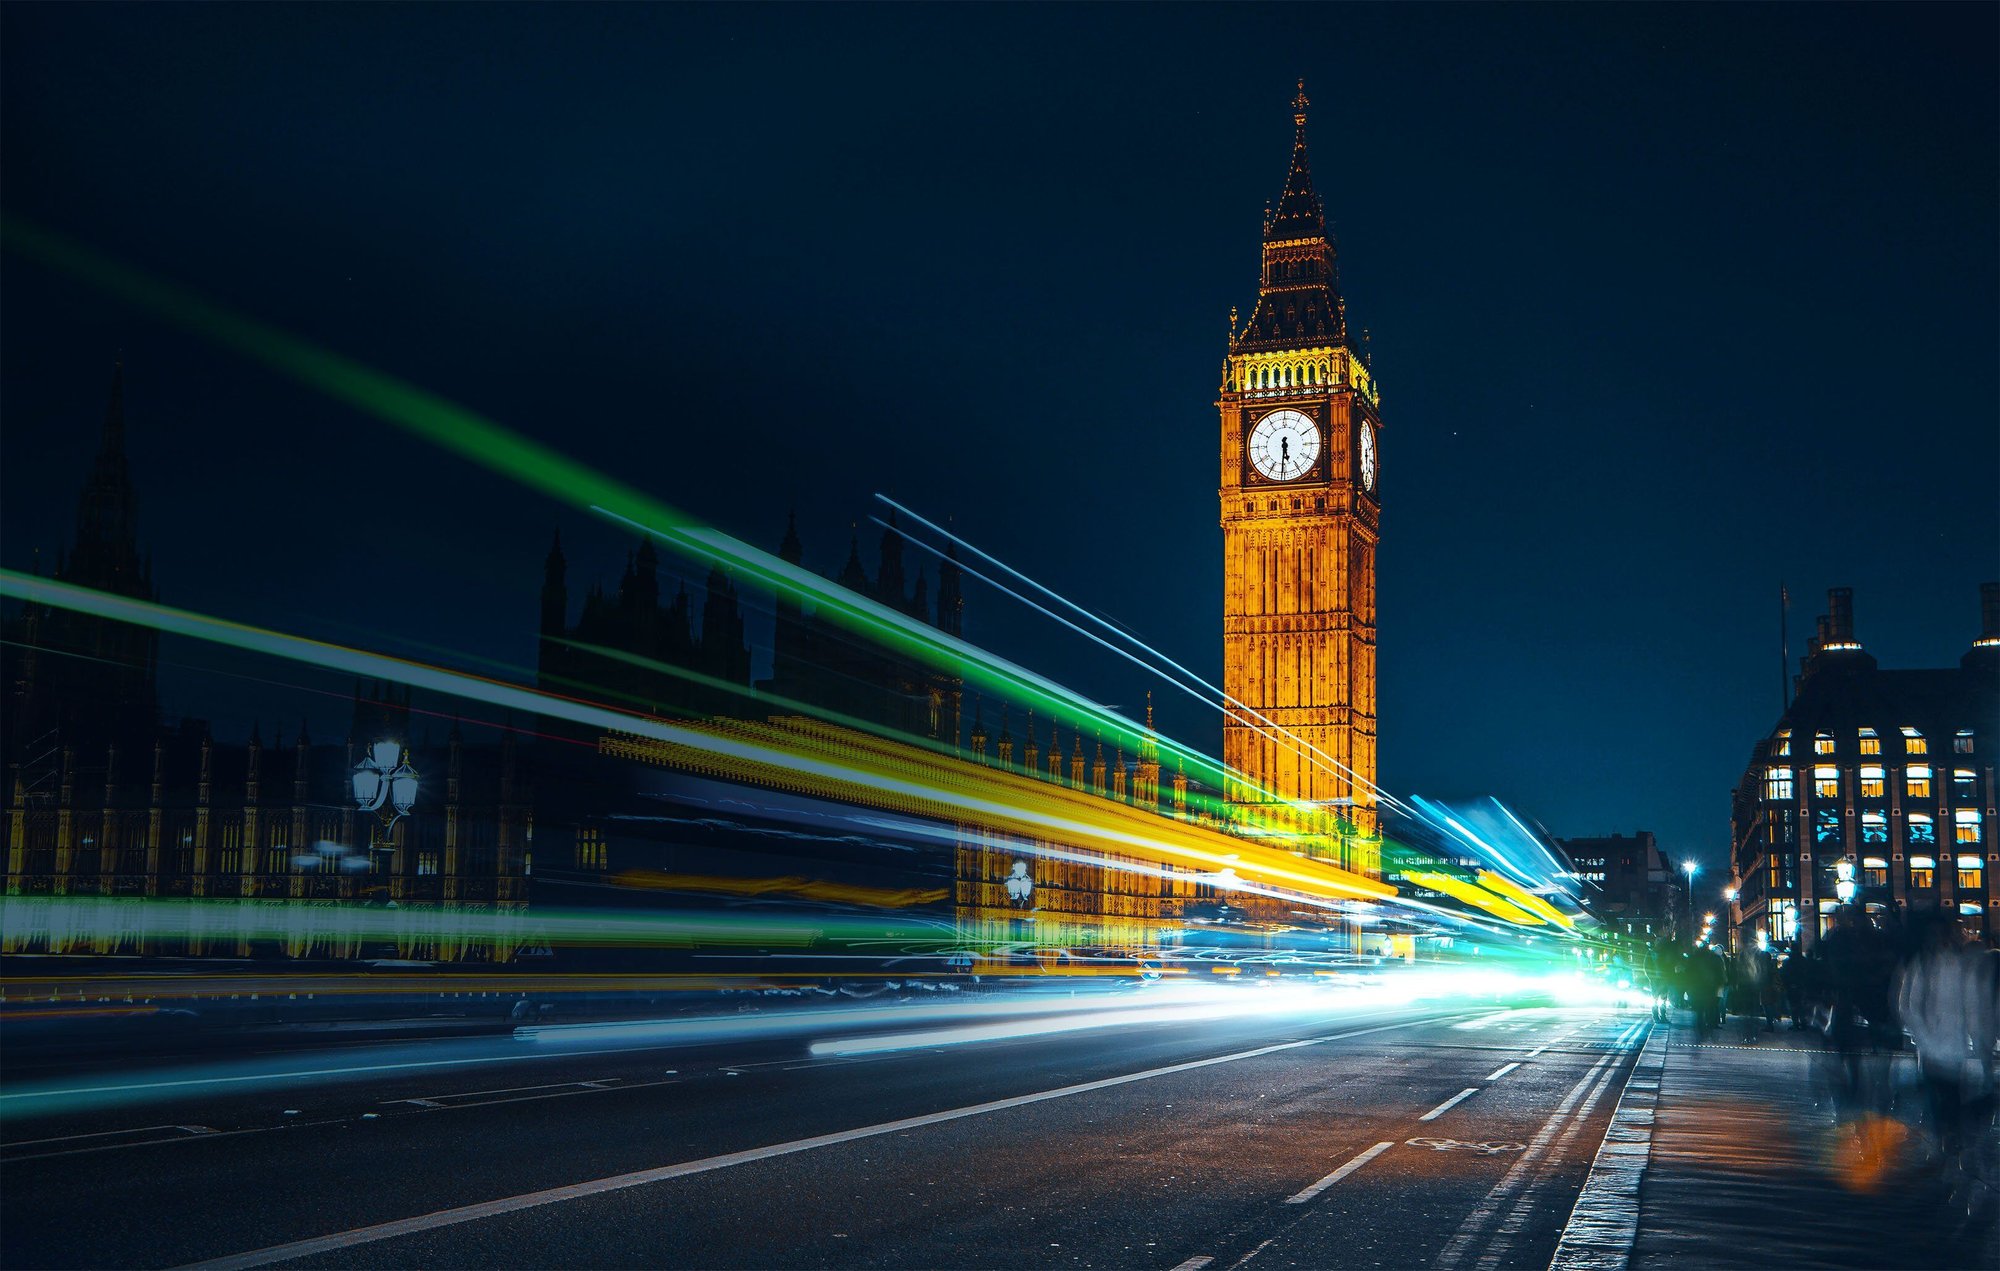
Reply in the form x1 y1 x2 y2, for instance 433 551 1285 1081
1558 1018 1999 1271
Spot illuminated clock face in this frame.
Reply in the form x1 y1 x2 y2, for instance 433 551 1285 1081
1248 409 1320 482
1358 420 1377 493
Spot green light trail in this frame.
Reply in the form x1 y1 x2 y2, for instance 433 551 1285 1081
0 217 1329 829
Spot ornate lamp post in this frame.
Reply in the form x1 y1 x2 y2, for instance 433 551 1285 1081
351 740 418 900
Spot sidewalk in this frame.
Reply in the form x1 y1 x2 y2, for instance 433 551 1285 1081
1557 1020 1998 1270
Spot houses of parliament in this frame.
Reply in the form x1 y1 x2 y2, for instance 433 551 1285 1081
4 87 1383 961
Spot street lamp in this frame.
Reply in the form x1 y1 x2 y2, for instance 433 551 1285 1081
352 740 418 896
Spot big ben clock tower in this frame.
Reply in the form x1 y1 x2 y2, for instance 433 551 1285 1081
1220 83 1380 870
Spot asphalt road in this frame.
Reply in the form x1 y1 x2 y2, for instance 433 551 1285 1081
1 996 1649 1269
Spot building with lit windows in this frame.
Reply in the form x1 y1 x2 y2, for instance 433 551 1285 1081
1729 585 2000 951
1555 830 1685 942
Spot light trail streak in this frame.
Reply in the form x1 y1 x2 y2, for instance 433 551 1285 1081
862 515 1254 801
870 510 1592 937
0 580 1550 957
0 570 1395 919
0 221 1583 940
877 496 1412 822
0 895 938 952
810 1001 1283 1056
0 219 1173 801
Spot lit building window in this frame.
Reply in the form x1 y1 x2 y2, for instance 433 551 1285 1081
1909 812 1937 847
1765 767 1794 800
1956 854 1984 890
1815 732 1835 756
1859 766 1885 798
1814 766 1840 798
1902 727 1927 756
1955 810 1984 845
1960 902 1985 918
1907 765 1933 799
1862 855 1889 887
1772 729 1792 757
1955 730 1975 754
1909 855 1937 889
1954 769 1979 800
1815 808 1841 844
1858 728 1881 756
1860 812 1888 845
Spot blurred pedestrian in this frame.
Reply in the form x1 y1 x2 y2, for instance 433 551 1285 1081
1821 904 1895 1115
1688 946 1726 1042
1896 913 1999 1172
1779 946 1812 1029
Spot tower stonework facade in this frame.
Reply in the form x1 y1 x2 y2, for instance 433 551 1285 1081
1219 85 1380 867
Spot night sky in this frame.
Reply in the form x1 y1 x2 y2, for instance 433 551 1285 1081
4 5 1995 874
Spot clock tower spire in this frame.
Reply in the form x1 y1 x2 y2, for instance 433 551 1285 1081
1219 82 1381 874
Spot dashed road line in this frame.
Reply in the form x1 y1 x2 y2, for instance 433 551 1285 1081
1284 1140 1395 1204
183 1014 1453 1270
1419 1087 1481 1121
1167 1257 1214 1271
1435 1039 1633 1270
1485 1062 1521 1081
1474 1047 1628 1270
1549 1024 1664 1271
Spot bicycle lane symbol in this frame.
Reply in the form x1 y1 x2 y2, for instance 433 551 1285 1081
1405 1137 1526 1154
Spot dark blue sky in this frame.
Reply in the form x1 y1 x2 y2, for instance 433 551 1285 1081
4 5 1995 872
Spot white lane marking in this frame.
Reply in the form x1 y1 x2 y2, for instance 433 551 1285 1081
1474 1048 1628 1270
393 1078 677 1113
1230 1236 1279 1267
3 1123 214 1150
386 1078 611 1105
186 1014 1452 1270
1169 1258 1215 1271
1549 1025 1663 1271
5 1039 624 1103
1284 1140 1395 1204
1 1038 709 1105
1485 1062 1521 1081
1419 1087 1481 1122
1436 1047 1626 1269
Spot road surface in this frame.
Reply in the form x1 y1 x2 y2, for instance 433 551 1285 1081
2 996 1648 1269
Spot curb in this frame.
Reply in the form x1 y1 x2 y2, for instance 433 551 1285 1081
1547 1020 1666 1271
